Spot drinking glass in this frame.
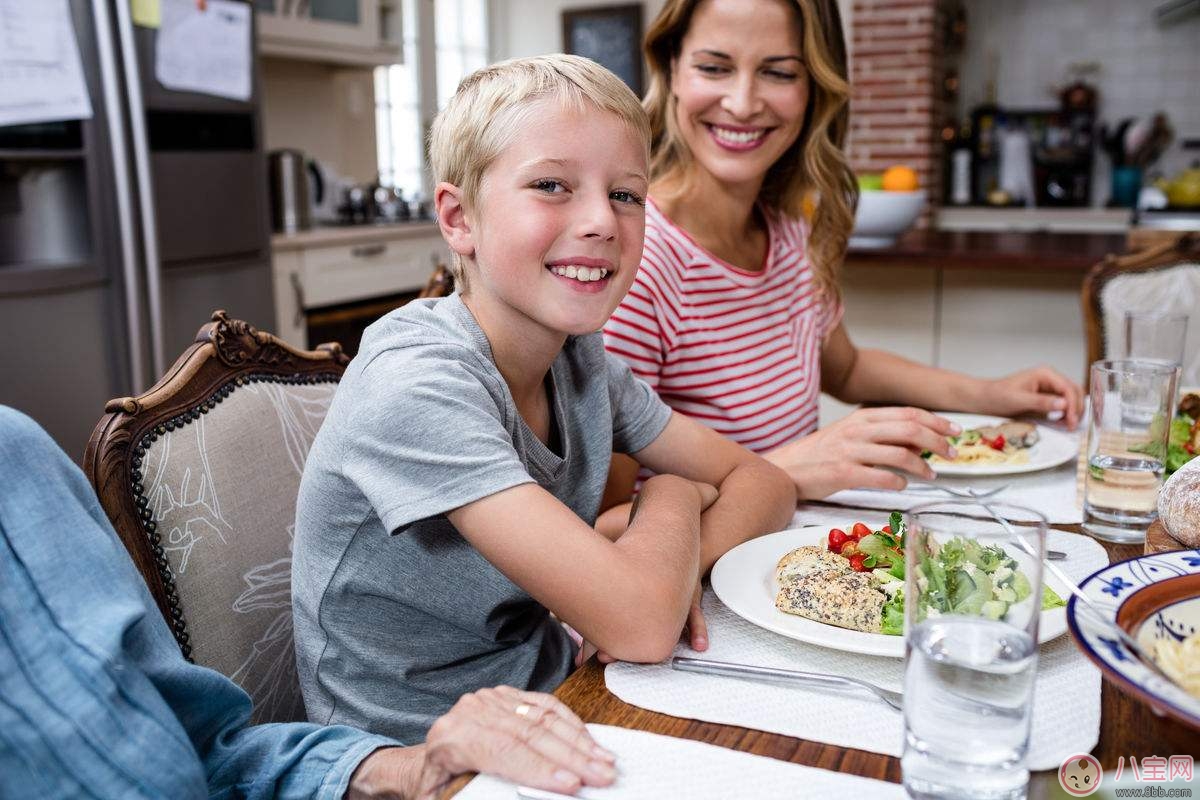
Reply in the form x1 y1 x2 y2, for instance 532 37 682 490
1122 310 1187 372
902 501 1046 800
1083 359 1179 543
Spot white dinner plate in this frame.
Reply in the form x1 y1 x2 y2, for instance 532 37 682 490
711 524 1070 658
927 412 1078 477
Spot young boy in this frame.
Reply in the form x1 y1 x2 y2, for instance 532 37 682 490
291 54 795 744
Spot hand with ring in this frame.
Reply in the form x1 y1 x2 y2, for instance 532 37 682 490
409 686 616 798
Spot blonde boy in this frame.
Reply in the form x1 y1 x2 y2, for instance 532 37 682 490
292 55 794 744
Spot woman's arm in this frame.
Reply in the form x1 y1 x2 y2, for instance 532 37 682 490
821 323 1084 428
447 474 706 663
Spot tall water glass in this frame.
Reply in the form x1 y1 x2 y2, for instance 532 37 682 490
1122 310 1188 370
1083 359 1179 542
902 502 1046 800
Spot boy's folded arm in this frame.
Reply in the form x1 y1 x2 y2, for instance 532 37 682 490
633 413 797 574
446 478 701 663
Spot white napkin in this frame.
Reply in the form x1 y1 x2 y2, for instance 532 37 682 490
453 724 906 799
605 531 1105 772
812 458 1083 525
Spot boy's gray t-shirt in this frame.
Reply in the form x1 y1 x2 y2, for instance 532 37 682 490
292 293 672 743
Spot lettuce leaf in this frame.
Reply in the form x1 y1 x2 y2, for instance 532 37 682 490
1041 586 1066 610
881 590 905 636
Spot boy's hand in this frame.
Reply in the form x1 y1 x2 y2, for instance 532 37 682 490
683 581 707 651
691 481 719 512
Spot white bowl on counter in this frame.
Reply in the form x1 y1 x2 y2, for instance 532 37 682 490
849 189 926 248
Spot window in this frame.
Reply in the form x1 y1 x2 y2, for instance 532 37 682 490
375 0 489 201
374 0 422 198
435 0 489 109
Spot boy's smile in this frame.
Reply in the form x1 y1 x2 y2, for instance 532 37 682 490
451 97 648 343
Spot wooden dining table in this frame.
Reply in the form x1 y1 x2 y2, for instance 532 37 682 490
448 522 1200 799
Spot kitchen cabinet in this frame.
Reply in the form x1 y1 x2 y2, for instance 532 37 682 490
270 223 448 348
255 0 403 66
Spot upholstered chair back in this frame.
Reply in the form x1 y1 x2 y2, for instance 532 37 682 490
86 311 349 724
1084 234 1200 387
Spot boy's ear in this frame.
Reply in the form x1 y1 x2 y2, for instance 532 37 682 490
434 182 475 259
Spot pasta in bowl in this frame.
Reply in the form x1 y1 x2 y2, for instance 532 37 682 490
1070 554 1200 733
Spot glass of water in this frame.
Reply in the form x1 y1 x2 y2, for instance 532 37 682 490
902 501 1046 800
1083 359 1179 543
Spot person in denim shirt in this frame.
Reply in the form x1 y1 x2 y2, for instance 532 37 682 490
0 406 615 799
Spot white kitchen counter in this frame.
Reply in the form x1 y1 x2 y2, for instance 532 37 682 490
271 221 442 252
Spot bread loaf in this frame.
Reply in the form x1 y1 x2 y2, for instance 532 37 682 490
1157 457 1200 547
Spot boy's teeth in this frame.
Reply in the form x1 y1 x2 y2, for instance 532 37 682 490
712 126 765 144
551 265 608 282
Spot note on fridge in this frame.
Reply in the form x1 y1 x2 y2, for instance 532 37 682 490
155 0 251 102
0 0 93 127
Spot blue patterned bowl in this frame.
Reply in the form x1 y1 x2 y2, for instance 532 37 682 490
1067 549 1200 732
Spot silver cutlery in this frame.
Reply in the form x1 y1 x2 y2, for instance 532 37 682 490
671 656 903 712
963 489 1175 683
906 482 1009 497
910 484 1069 560
517 787 584 800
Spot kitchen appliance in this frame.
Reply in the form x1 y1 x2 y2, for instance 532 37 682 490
268 148 311 233
0 1 274 456
306 156 342 224
969 105 1095 207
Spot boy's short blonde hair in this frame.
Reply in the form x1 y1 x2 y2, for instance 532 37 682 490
430 54 651 289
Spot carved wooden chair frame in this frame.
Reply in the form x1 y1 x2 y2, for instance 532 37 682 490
1082 232 1200 383
84 310 350 660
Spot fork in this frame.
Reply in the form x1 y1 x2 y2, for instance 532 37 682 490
671 656 903 712
913 484 1068 560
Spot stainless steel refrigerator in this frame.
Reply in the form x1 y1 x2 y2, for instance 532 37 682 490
0 0 275 457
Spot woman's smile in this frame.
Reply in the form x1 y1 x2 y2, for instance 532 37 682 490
705 122 773 151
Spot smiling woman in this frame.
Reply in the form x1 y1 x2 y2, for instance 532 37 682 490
598 0 1085 520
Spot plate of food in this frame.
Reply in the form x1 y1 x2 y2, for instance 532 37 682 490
1067 551 1200 732
925 413 1077 477
711 512 1069 658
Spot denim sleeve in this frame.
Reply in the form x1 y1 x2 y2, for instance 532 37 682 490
0 407 397 800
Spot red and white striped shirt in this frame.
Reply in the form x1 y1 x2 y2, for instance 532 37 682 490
604 198 842 454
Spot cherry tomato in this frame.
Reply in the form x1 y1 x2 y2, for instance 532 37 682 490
983 434 1006 451
851 522 871 541
882 525 892 534
840 541 859 557
828 528 849 553
1187 442 1195 455
848 553 869 572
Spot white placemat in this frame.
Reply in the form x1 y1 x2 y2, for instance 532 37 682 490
605 530 1105 772
816 458 1083 524
454 724 906 799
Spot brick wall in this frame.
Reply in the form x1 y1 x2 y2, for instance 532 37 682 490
847 0 946 226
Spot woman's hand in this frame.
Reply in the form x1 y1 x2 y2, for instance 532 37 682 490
972 366 1085 430
765 407 960 499
347 686 618 799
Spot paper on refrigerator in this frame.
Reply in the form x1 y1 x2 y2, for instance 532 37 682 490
0 0 93 127
155 0 251 102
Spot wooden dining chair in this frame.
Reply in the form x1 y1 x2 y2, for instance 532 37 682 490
1082 232 1200 385
84 310 350 724
420 261 455 299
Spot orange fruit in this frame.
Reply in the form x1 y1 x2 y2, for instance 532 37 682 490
801 192 817 221
881 165 919 192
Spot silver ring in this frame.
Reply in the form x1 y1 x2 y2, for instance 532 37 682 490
514 703 533 717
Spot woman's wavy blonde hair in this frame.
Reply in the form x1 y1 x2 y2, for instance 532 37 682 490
643 0 856 297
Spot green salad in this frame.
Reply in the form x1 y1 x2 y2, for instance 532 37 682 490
853 512 1066 636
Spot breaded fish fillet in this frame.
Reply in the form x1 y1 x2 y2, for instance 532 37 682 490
774 545 851 584
775 570 885 633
